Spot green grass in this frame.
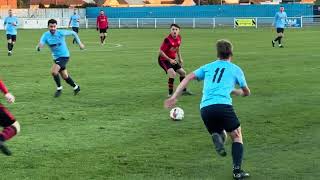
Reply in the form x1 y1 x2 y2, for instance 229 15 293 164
0 27 319 179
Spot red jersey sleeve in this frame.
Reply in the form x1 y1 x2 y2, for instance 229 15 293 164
160 38 170 51
0 80 9 94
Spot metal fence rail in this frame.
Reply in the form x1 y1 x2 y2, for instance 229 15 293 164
0 16 319 30
87 17 318 29
87 18 216 29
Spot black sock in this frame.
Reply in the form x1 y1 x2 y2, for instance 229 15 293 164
168 78 174 95
0 135 4 142
274 37 280 42
100 36 103 43
65 76 76 88
53 75 61 88
232 142 243 170
73 38 76 44
103 35 106 41
180 76 186 91
7 43 12 51
278 37 282 45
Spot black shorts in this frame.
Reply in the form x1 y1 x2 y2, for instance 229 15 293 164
100 28 107 33
276 28 284 33
72 27 79 33
0 104 16 127
6 34 16 42
158 56 182 73
200 104 240 134
54 57 69 71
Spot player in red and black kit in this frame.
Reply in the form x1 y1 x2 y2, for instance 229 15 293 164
158 24 193 97
96 10 108 45
0 80 20 156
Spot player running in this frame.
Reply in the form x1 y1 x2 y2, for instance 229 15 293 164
96 10 109 45
158 24 193 97
69 11 80 44
37 19 85 98
165 40 251 179
4 9 19 56
0 80 20 156
272 6 287 48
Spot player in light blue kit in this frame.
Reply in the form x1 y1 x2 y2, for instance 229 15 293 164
37 19 85 98
68 11 80 44
272 6 287 48
165 40 251 180
4 9 19 56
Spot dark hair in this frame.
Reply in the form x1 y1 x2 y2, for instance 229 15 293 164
100 10 104 12
216 39 233 59
170 24 180 29
48 19 57 26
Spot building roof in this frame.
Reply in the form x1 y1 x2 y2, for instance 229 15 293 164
30 0 85 5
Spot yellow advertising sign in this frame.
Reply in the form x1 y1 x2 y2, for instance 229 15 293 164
235 19 256 27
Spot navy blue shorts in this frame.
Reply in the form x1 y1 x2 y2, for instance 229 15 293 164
276 28 284 33
54 57 69 71
6 34 16 42
72 27 79 33
200 104 240 134
100 28 107 33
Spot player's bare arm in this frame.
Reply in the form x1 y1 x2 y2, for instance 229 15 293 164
164 73 196 108
36 43 45 51
5 93 15 104
231 87 251 97
0 81 15 103
176 48 183 65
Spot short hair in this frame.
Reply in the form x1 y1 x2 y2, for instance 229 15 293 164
100 10 104 12
216 39 233 59
170 24 180 29
48 19 57 26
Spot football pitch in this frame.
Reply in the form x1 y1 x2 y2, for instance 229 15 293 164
0 27 319 179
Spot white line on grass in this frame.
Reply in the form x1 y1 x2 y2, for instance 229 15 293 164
0 43 124 56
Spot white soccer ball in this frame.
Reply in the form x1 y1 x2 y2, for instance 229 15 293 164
170 107 184 121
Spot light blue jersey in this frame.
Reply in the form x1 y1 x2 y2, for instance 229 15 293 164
4 16 18 35
274 11 287 28
39 30 81 60
193 60 247 109
70 15 80 28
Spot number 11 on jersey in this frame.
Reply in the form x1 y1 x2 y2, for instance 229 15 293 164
213 68 225 83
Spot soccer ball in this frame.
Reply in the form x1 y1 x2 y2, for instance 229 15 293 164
170 107 184 121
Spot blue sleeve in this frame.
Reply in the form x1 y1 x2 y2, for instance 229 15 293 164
236 68 247 88
4 17 7 25
40 33 47 45
61 30 81 44
193 66 205 81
